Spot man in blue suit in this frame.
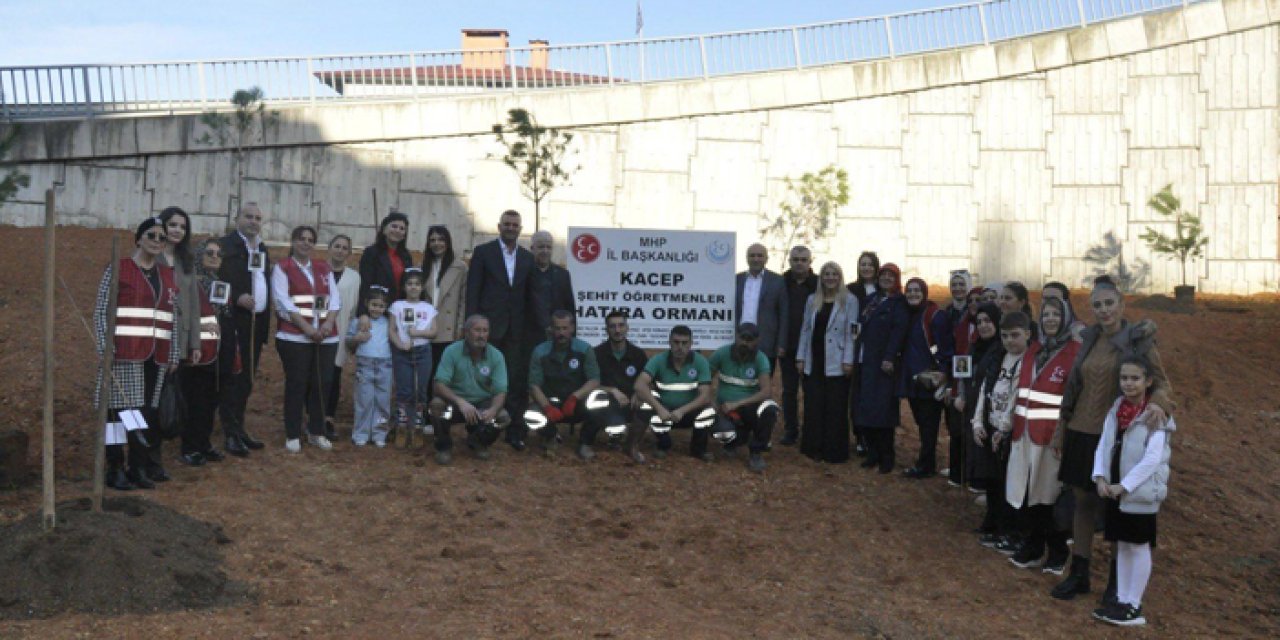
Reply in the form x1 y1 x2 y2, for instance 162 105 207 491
466 209 535 450
734 243 788 372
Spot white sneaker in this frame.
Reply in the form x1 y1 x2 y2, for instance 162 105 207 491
308 435 333 451
974 494 988 506
420 424 435 437
285 438 302 453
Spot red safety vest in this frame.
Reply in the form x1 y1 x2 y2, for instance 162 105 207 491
1011 340 1082 445
276 258 336 339
192 283 220 365
113 258 178 364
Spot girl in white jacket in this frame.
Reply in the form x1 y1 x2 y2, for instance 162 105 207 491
1091 355 1174 627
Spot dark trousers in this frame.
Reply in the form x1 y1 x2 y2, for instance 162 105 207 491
219 315 265 438
863 427 895 471
779 355 802 437
492 332 529 442
325 365 342 419
982 440 1015 534
907 397 944 473
655 413 700 453
430 397 509 452
428 341 449 402
275 340 337 440
531 400 606 446
801 374 850 463
107 360 160 472
848 366 865 451
180 364 221 455
1017 504 1068 554
944 403 965 482
710 401 777 456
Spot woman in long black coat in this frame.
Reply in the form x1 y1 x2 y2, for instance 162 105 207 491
854 263 909 473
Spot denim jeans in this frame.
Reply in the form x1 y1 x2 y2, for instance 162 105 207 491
354 356 393 445
393 344 433 425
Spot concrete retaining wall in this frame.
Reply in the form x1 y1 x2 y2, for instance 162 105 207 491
2 0 1277 294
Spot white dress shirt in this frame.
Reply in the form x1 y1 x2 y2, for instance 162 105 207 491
741 272 763 325
239 231 269 314
271 257 342 344
501 241 519 285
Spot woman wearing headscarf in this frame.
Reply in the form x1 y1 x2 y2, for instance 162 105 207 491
845 250 881 457
1049 275 1174 603
1042 281 1086 342
853 263 909 473
357 212 413 317
958 302 1006 537
796 261 859 464
942 281 982 486
93 217 182 490
897 277 955 479
1004 296 1080 574
178 238 233 466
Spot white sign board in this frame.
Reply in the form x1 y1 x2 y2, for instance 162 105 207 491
567 227 736 350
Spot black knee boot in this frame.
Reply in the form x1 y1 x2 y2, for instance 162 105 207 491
1051 555 1091 599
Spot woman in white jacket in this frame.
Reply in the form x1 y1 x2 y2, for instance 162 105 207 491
1091 355 1174 627
325 234 362 439
796 262 859 464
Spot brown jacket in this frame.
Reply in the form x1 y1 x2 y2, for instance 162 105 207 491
431 259 467 344
1053 318 1174 448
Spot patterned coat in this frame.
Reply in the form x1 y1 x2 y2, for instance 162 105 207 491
92 261 182 409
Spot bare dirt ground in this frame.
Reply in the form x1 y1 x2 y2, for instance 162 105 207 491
0 226 1276 639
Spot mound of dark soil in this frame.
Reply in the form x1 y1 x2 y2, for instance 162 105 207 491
0 497 250 619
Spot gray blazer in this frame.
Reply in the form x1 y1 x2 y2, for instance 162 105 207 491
734 269 788 357
796 294 860 377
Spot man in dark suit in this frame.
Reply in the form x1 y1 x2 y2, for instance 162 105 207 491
216 202 271 456
734 243 788 371
528 230 576 341
779 245 817 445
465 209 535 449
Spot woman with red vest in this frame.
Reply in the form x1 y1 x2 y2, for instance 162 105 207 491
1004 296 1081 574
272 225 342 453
177 238 233 466
93 217 182 490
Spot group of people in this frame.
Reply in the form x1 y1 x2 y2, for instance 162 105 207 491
92 206 1176 627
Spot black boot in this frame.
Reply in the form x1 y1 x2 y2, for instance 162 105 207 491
1100 554 1118 606
105 469 135 491
126 467 155 490
1051 555 1092 599
239 431 265 450
224 435 249 457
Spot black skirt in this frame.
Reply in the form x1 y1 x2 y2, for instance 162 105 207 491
1103 498 1158 546
1058 429 1101 489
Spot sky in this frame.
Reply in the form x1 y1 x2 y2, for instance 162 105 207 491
1 0 960 65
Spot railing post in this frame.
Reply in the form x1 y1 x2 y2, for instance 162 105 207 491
408 53 419 99
698 36 708 79
884 16 895 58
197 62 207 104
605 44 614 86
791 27 803 69
81 67 92 117
306 57 316 105
978 2 990 46
1076 0 1088 27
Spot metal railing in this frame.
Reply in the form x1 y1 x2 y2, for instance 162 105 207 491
0 0 1202 121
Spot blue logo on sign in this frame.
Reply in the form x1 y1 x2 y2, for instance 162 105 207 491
706 240 732 265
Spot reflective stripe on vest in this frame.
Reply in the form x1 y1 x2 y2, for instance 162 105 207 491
112 258 176 364
1010 341 1080 446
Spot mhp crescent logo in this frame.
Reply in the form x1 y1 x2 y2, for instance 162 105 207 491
571 233 602 263
706 239 732 264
